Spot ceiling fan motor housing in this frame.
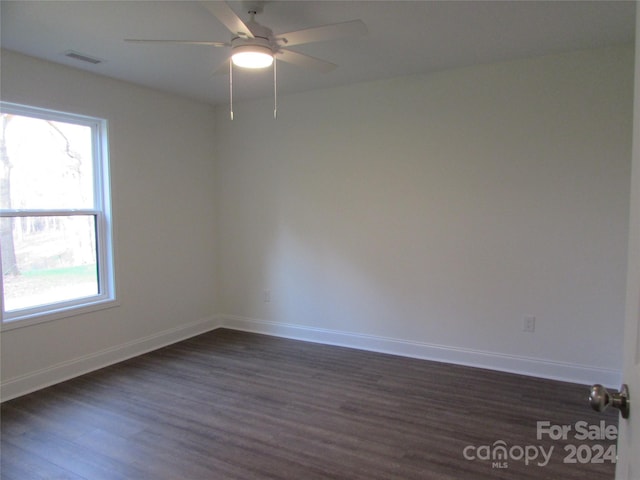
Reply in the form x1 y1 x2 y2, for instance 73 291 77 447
231 35 273 54
232 16 277 63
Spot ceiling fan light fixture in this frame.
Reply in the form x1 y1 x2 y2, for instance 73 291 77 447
232 44 273 68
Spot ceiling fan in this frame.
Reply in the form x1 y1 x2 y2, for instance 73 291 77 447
125 1 367 118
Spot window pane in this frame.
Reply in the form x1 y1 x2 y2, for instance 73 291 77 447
1 215 98 312
1 114 94 210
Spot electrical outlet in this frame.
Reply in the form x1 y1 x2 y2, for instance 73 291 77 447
523 316 536 333
263 289 271 303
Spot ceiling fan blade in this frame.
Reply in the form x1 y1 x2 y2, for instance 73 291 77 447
279 20 367 47
125 39 229 47
201 1 254 38
277 49 336 73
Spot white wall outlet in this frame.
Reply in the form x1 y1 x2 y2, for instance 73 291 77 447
263 289 271 303
523 316 536 333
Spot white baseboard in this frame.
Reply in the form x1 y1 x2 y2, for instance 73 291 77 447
219 314 622 387
0 316 220 402
2 313 621 402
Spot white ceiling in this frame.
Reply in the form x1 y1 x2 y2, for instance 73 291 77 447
1 1 635 106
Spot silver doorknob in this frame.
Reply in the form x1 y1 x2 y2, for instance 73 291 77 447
589 384 630 419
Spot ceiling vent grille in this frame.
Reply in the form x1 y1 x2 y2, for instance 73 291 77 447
63 50 103 65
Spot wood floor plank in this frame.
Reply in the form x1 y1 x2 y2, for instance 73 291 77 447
0 441 87 480
1 329 618 479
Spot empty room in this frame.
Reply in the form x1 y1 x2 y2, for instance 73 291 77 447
1 1 639 478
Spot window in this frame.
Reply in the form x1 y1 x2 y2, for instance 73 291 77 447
0 103 116 328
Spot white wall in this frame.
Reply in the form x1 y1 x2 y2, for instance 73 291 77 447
215 45 634 385
0 44 633 400
0 50 218 400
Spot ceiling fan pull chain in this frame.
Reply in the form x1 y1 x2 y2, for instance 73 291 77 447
274 57 278 119
229 60 234 121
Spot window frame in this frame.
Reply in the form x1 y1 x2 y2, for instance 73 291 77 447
0 102 117 330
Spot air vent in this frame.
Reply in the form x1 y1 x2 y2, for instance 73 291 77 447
63 50 103 65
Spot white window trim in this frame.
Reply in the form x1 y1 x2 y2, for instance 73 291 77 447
0 102 118 330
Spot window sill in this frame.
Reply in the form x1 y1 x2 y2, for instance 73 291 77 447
1 297 120 331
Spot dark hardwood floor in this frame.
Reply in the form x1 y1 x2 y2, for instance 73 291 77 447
1 329 618 479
